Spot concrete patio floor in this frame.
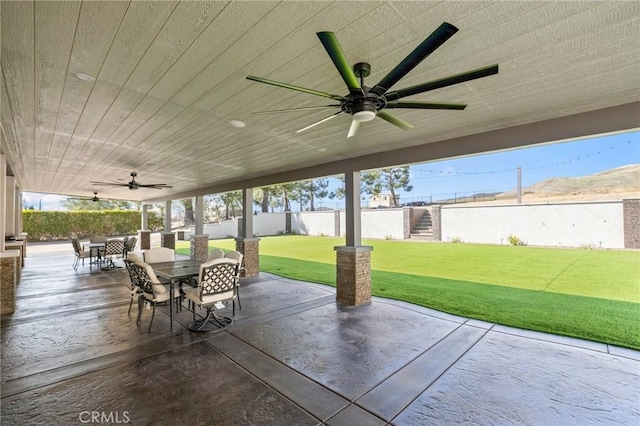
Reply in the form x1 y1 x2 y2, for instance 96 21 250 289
1 241 638 425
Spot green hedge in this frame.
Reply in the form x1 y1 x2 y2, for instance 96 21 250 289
22 210 164 241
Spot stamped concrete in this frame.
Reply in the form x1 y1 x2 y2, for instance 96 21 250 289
1 241 638 425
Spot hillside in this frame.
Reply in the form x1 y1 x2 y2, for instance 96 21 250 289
483 164 639 204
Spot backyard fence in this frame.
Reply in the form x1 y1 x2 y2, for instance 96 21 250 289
180 199 639 249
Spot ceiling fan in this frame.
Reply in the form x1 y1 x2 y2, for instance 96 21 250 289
247 22 498 138
91 172 173 190
68 192 101 202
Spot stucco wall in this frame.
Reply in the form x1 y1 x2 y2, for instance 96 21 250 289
361 208 406 239
292 211 335 236
441 201 625 248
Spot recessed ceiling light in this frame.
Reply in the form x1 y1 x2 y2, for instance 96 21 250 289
229 120 246 128
74 72 95 81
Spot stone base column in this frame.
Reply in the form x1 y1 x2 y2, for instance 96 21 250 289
161 232 176 249
1 251 20 314
334 246 373 306
139 230 151 250
623 198 640 249
190 234 209 262
235 237 259 277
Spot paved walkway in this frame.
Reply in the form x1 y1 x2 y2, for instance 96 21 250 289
1 241 638 425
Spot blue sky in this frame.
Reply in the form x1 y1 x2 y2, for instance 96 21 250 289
23 130 639 211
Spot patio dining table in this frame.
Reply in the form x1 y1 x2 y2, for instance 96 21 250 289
150 259 202 331
86 242 105 270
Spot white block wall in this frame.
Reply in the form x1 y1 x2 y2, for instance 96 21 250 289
292 211 335 236
441 201 624 248
254 213 286 236
361 208 405 239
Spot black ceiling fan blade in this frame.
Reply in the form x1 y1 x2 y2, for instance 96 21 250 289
252 105 341 115
246 76 345 101
385 101 467 110
90 181 128 187
296 111 344 133
316 32 364 96
370 22 458 97
377 111 413 130
138 184 173 189
384 64 499 101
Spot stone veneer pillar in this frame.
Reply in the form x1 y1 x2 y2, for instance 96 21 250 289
161 232 175 249
623 198 640 249
190 234 209 262
334 245 373 306
1 250 20 314
235 237 259 277
431 205 442 241
139 230 151 250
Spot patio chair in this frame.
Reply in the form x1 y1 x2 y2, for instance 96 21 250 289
224 250 244 311
127 259 181 332
143 247 175 263
123 256 143 315
207 248 225 260
124 236 137 258
102 239 125 270
71 237 90 270
183 258 239 331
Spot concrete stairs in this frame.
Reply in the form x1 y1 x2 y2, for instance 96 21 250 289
410 210 434 240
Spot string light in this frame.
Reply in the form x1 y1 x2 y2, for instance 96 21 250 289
411 140 634 179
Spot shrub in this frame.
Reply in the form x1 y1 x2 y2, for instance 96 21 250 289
22 210 163 241
508 234 527 246
449 236 464 243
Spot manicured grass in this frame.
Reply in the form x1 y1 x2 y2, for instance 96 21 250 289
176 236 640 349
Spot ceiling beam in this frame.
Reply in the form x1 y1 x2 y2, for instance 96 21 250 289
143 101 640 203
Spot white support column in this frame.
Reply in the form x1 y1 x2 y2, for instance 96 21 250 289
195 196 204 235
344 170 361 246
0 153 6 251
5 176 16 236
334 170 372 306
141 204 149 230
241 188 253 238
164 200 172 231
236 188 259 277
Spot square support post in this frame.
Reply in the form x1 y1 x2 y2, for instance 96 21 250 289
139 230 151 250
335 170 373 306
235 188 260 277
1 251 20 314
190 234 209 262
161 232 175 249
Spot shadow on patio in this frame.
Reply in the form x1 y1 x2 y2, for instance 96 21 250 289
1 242 638 425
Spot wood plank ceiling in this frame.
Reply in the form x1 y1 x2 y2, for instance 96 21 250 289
1 1 639 202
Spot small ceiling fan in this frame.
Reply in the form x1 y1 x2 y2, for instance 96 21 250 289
247 22 498 138
91 172 172 190
68 192 101 202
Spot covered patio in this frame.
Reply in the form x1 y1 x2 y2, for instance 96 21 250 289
1 242 638 424
2 2 639 423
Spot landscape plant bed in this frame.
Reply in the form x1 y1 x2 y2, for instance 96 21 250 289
176 236 639 350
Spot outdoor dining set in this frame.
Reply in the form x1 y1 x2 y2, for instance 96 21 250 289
71 237 243 332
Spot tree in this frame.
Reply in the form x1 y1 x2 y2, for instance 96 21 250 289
301 179 329 211
361 166 412 207
255 185 283 213
61 197 139 211
179 198 195 225
280 183 297 211
218 191 242 220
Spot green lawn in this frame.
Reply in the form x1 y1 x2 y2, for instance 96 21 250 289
176 236 640 349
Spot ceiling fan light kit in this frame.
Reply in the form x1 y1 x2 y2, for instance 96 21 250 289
247 22 498 138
